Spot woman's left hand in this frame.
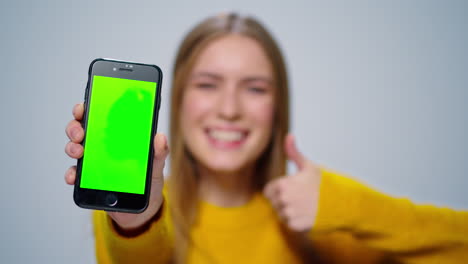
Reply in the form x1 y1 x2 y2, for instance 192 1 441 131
263 133 322 233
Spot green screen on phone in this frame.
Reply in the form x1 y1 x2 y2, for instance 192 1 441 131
80 75 157 194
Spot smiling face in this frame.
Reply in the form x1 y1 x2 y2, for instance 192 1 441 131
180 34 275 174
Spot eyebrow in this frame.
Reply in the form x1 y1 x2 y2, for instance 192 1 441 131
241 76 273 85
191 71 273 85
191 72 223 81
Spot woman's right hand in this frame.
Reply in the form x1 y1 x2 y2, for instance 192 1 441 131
64 103 169 233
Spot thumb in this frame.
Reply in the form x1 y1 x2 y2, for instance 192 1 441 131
152 133 169 179
285 133 306 171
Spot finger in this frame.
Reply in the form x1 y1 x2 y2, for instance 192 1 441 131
65 166 76 185
264 178 289 210
282 206 296 220
270 196 286 212
287 217 312 233
277 205 295 223
152 133 169 179
263 179 279 200
72 103 84 120
264 177 290 199
285 133 306 171
65 141 84 159
65 120 84 143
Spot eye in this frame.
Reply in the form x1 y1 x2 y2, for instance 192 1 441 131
248 86 267 94
196 82 217 90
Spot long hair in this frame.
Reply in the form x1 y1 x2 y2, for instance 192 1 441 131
168 13 290 263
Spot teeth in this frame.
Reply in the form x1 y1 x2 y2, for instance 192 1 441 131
209 130 243 142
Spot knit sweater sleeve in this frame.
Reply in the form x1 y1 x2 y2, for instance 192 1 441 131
93 196 174 264
311 169 468 264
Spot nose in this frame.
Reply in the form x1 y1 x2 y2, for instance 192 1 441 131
217 84 241 121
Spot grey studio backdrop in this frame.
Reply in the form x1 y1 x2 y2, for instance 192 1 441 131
0 0 467 263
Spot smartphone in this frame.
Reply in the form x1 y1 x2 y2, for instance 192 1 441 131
74 58 163 213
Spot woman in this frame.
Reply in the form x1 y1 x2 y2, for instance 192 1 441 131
64 13 468 263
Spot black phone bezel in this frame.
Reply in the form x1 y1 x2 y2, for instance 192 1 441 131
73 58 163 213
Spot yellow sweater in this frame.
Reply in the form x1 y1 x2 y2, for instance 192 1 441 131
93 169 468 263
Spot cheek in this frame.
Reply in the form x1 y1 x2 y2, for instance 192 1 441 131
243 97 275 161
180 90 213 129
245 98 274 129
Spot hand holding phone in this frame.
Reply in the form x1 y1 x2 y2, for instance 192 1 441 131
65 103 169 231
65 58 167 230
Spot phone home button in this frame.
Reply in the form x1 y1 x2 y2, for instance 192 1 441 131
105 194 118 207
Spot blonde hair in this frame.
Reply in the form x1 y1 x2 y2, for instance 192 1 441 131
168 13 290 263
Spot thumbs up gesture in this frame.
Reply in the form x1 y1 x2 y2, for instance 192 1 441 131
263 134 322 233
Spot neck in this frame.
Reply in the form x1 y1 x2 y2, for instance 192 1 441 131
198 165 255 207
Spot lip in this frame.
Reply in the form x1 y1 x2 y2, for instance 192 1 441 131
205 127 249 150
